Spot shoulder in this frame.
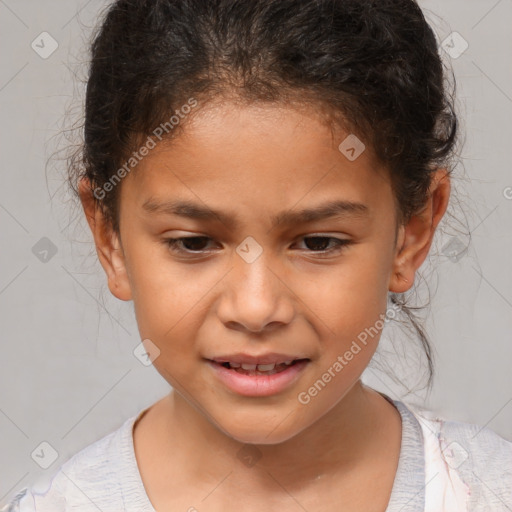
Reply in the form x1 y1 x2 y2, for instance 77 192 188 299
408 403 512 511
1 413 139 512
414 407 512 473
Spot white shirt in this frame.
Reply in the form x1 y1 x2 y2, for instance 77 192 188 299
3 394 512 511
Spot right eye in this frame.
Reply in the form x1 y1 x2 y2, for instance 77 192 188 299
163 236 217 254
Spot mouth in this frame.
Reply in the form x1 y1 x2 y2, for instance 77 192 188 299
206 356 311 397
214 359 307 376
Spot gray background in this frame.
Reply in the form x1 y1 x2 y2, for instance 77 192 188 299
1 0 511 503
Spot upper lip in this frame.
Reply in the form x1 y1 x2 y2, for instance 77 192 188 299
209 353 309 365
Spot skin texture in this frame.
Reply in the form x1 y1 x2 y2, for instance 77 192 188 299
79 101 450 511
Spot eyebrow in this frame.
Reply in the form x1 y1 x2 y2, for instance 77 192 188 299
141 197 370 229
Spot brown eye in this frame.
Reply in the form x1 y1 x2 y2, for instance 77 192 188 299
303 236 331 251
298 236 352 253
164 236 214 253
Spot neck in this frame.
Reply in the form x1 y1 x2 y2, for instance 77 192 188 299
158 381 399 486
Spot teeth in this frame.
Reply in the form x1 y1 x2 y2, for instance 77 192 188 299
256 363 276 371
225 361 297 371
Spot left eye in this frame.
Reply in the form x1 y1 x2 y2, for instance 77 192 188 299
163 235 351 255
295 236 352 253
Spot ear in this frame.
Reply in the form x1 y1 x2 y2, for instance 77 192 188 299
388 168 451 293
78 178 132 301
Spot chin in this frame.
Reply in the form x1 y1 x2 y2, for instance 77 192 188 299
211 413 303 446
226 427 298 446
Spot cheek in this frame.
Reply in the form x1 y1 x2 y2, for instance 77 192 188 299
298 248 392 395
123 240 202 341
299 248 392 335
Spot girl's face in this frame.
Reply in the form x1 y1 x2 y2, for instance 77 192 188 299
87 101 442 444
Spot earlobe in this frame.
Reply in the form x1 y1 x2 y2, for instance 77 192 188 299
78 178 133 301
388 224 411 293
388 169 451 293
103 231 133 301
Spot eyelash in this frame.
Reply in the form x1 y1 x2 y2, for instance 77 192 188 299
163 235 353 257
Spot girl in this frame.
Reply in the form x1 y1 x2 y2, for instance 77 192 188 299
5 0 511 510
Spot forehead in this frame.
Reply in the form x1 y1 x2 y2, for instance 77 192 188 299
121 102 392 223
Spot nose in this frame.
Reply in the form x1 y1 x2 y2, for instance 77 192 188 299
216 251 295 334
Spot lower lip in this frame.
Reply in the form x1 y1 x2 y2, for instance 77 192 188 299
207 360 309 397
